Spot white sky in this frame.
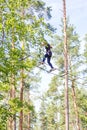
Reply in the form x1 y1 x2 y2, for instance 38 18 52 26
43 0 87 36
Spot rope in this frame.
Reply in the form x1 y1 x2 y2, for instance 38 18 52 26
19 53 68 77
36 65 67 77
18 53 87 84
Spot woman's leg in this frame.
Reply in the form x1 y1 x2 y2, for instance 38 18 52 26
47 56 54 69
42 54 48 62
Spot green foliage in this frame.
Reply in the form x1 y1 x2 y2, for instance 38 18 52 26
0 0 54 129
0 105 10 130
8 97 34 114
0 82 10 92
77 89 87 127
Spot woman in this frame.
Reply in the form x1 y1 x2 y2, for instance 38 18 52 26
41 42 55 71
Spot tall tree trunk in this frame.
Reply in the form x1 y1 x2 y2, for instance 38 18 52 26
19 40 24 130
28 112 30 130
19 69 24 130
9 41 16 130
9 75 15 130
28 91 30 130
19 9 25 130
63 0 69 130
2 16 5 45
71 80 80 130
69 54 80 130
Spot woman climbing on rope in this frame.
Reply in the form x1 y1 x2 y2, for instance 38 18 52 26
41 40 55 72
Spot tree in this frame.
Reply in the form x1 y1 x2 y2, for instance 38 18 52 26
62 0 69 129
49 16 81 129
0 0 54 129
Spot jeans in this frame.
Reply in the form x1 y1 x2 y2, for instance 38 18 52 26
43 52 53 69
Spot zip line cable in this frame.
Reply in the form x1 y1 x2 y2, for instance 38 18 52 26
12 52 87 81
36 66 87 86
36 65 68 77
2 52 87 86
1 49 87 87
21 53 66 77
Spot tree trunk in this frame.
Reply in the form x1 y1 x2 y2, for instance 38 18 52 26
63 0 69 130
72 80 80 130
28 112 30 130
19 8 25 129
9 41 16 130
69 54 80 130
28 91 30 130
9 75 16 130
2 17 5 45
19 69 24 130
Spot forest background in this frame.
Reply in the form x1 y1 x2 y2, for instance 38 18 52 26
40 0 87 94
0 0 87 130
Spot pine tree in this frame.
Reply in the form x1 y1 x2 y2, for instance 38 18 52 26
62 1 69 129
48 17 81 129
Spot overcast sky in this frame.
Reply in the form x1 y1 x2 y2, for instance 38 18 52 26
43 0 87 37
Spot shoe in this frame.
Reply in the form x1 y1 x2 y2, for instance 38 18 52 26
49 68 56 72
39 61 44 64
